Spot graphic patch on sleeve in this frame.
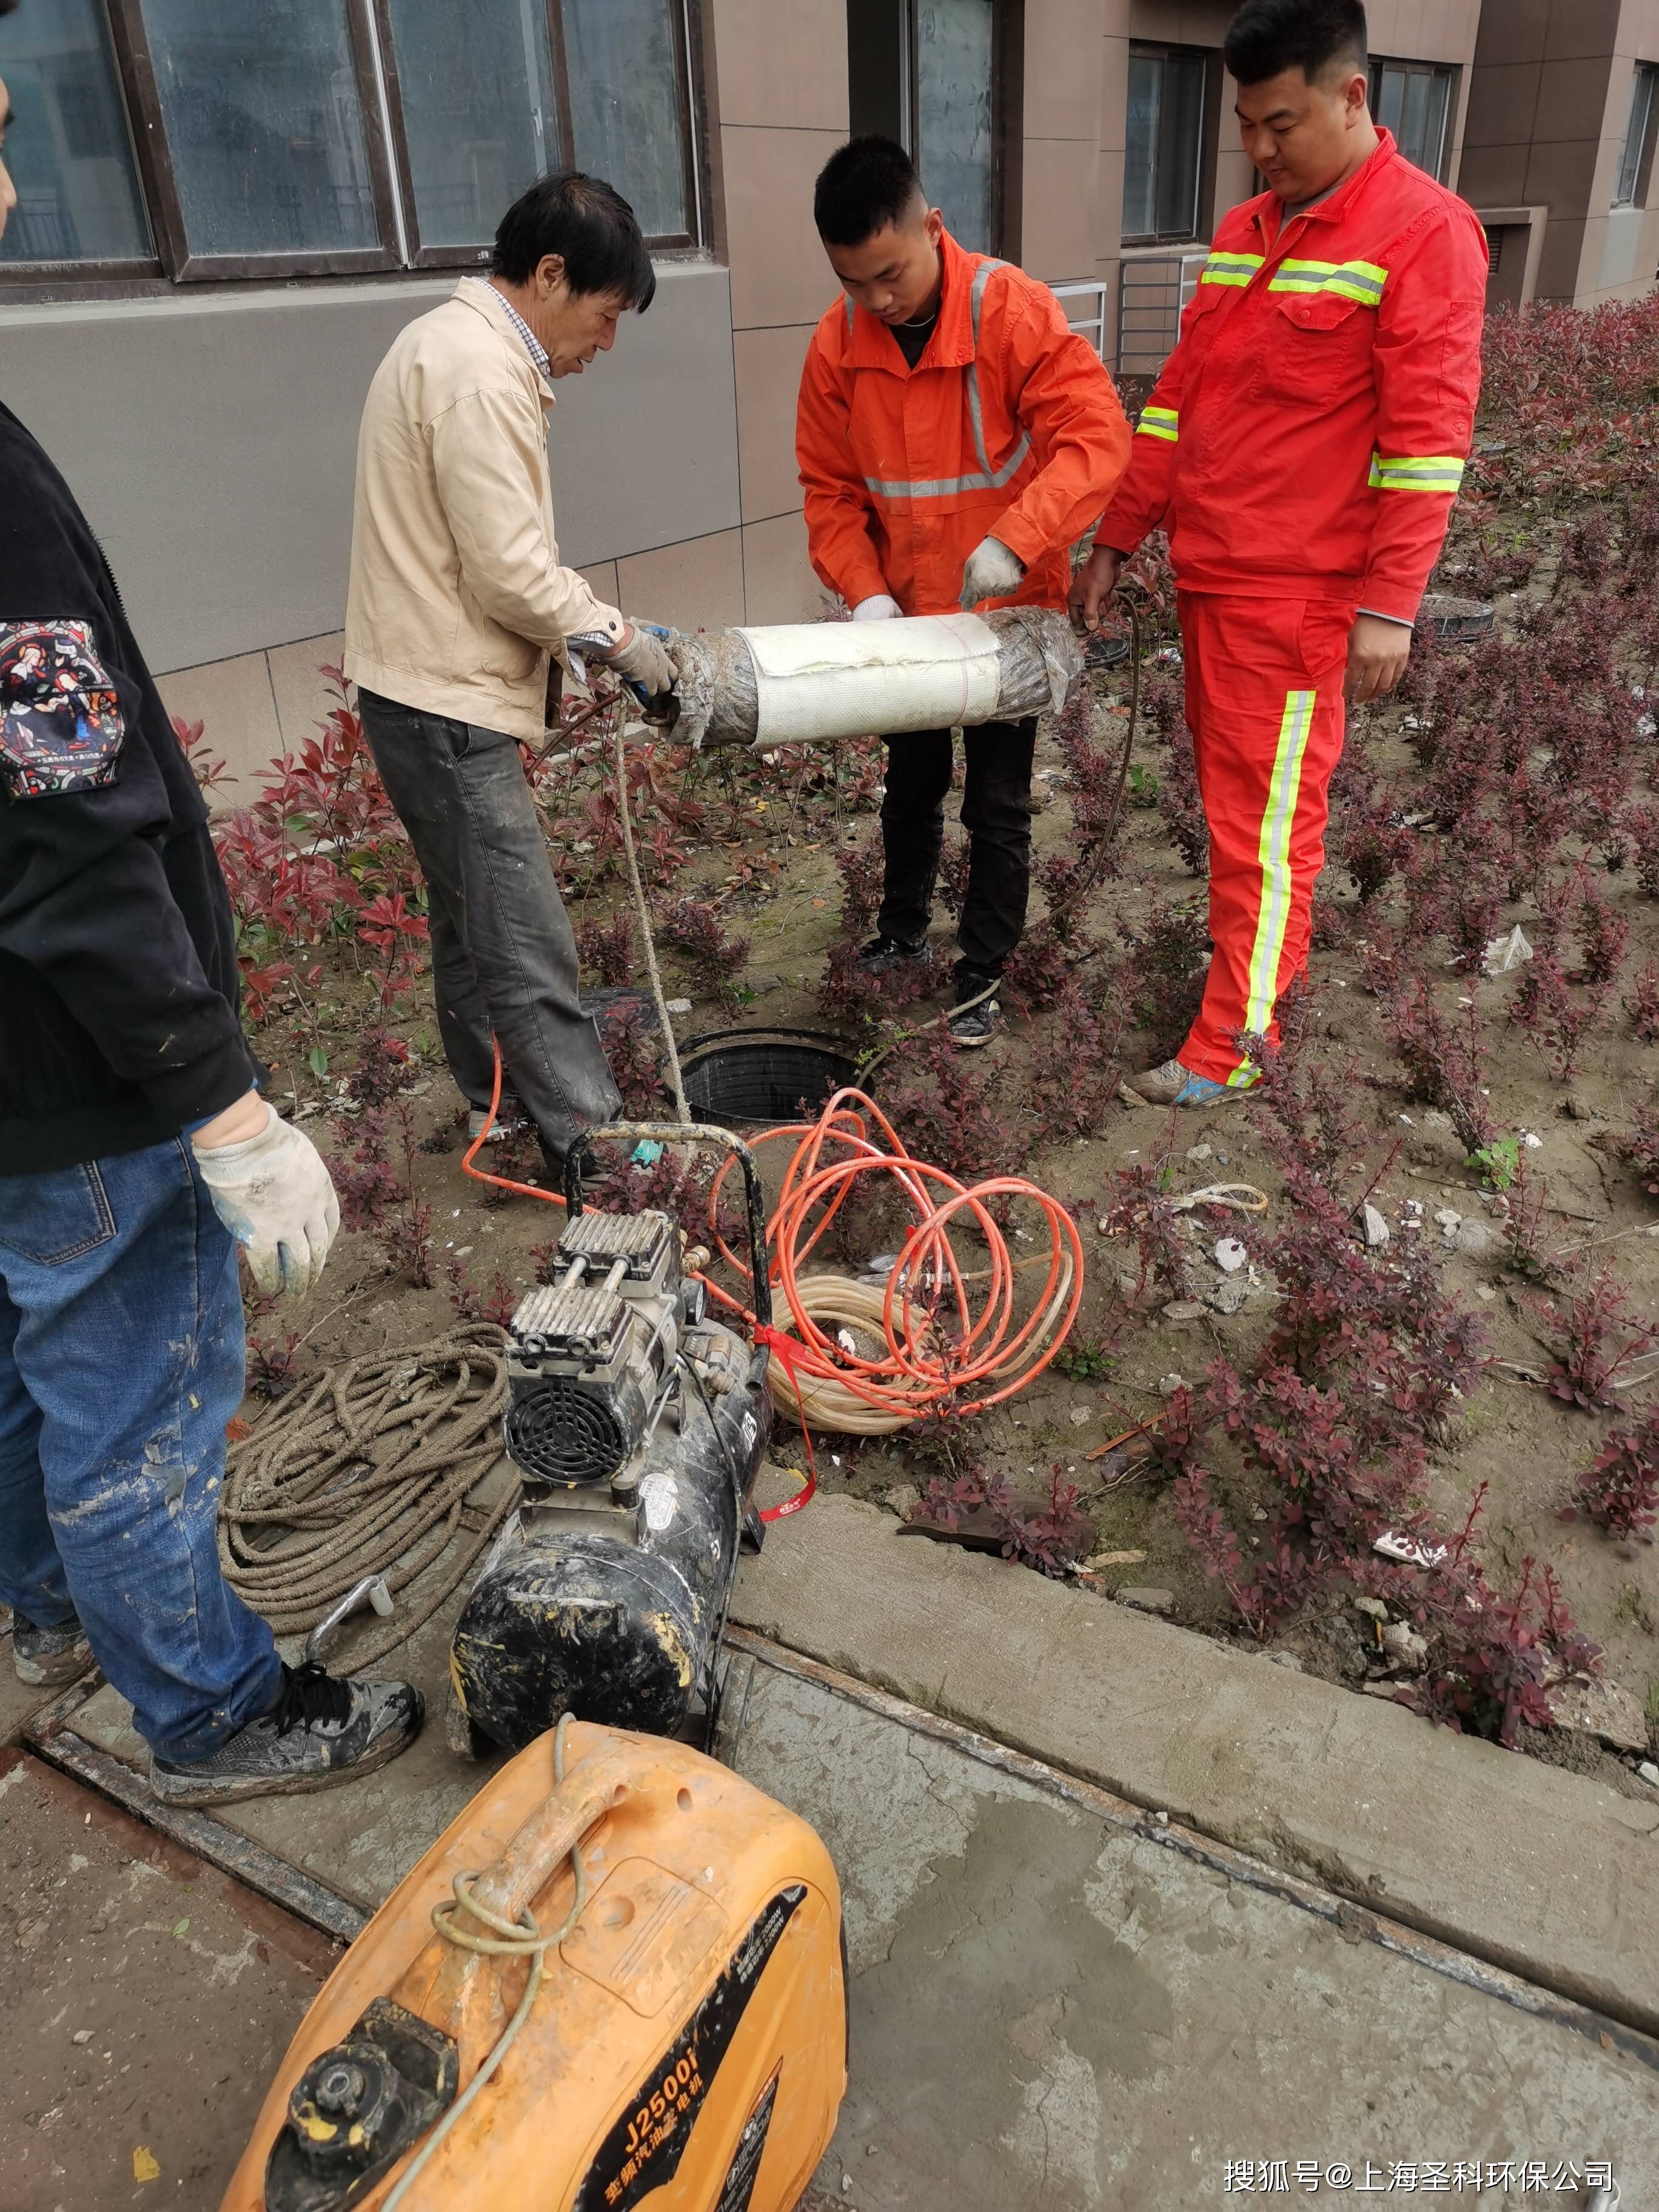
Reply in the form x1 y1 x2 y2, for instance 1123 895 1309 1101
1 620 126 800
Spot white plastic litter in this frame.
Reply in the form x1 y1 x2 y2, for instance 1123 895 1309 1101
1214 1237 1247 1272
1373 1531 1449 1569
1483 923 1534 975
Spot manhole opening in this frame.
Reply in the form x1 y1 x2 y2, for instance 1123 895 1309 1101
679 1030 857 1127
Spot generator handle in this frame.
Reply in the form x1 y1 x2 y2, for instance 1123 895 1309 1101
563 1122 773 1330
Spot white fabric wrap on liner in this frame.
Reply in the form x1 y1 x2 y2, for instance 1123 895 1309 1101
737 613 1001 746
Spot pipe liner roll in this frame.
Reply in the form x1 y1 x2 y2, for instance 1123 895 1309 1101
669 605 1082 751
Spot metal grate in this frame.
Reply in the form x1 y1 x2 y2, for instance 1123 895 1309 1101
505 1378 627 1486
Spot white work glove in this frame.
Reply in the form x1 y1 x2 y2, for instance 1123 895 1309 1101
192 1099 341 1299
958 537 1024 609
851 594 902 621
603 622 676 696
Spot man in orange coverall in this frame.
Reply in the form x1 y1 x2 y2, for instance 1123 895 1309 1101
799 136 1131 1045
1071 0 1488 1106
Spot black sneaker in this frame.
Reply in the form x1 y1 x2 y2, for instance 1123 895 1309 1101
857 934 929 976
11 1611 95 1688
149 1661 424 1808
948 990 1001 1048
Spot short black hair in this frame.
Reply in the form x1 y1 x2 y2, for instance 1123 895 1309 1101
492 170 655 309
813 136 927 248
1224 0 1368 87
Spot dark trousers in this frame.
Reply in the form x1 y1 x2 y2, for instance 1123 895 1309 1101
358 690 621 1162
877 717 1037 982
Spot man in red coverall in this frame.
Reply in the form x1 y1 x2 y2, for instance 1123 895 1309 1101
1071 0 1487 1106
800 137 1130 1044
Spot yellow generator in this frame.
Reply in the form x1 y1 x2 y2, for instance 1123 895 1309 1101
221 1718 846 2212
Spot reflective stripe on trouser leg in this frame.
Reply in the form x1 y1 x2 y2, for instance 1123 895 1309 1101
1174 593 1349 1087
1230 689 1315 1082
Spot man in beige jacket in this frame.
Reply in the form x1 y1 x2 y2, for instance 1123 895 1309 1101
346 170 674 1165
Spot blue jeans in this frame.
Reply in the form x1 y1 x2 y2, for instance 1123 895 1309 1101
0 1136 282 1759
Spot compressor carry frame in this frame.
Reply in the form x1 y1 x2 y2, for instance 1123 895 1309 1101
447 1121 775 1758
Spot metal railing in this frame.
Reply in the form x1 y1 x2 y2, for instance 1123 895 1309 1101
1116 250 1207 379
1050 278 1110 360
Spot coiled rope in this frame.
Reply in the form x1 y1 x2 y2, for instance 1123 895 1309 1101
219 1327 514 1666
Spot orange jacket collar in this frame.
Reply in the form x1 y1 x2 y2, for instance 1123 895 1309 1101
1255 127 1399 245
840 226 981 375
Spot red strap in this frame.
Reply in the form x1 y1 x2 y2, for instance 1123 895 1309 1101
752 1324 818 1523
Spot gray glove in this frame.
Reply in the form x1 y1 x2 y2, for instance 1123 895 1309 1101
192 1099 340 1298
605 623 676 697
958 536 1025 609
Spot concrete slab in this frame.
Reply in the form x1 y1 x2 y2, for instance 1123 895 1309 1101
67 1568 507 1915
719 1640 1657 2211
731 1496 1659 2037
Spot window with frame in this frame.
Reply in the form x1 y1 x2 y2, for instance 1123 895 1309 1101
0 0 699 285
1122 45 1208 247
1369 57 1455 183
1614 61 1658 209
846 0 1014 256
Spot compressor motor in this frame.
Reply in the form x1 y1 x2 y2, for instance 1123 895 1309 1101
448 1125 774 1755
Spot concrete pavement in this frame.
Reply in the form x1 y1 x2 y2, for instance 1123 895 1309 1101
730 1494 1659 2037
719 1635 1654 2211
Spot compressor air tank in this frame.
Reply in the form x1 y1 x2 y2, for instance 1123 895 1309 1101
448 1124 774 1755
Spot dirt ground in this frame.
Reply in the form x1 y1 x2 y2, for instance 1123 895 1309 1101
0 1750 338 2210
240 609 1658 1801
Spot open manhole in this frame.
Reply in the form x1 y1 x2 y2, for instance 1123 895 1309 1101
1083 629 1131 670
679 1028 857 1127
1419 592 1496 642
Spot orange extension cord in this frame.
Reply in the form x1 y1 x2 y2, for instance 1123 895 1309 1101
460 1041 1085 1517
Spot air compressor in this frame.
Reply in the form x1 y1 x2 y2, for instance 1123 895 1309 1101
220 1717 847 2212
446 1122 776 1758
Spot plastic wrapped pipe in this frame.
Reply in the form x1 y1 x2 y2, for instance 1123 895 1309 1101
668 606 1084 751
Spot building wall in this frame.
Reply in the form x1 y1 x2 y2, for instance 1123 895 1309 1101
5 1 1652 800
1461 0 1659 306
706 0 848 631
0 262 745 799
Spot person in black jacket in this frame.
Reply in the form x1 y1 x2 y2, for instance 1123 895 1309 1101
0 76 423 1803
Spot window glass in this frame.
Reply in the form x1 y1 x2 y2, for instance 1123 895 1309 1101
1155 52 1205 237
1615 63 1657 207
1123 52 1159 241
561 0 688 241
1372 59 1452 180
136 0 378 258
1122 49 1206 244
386 0 561 248
916 0 994 254
0 0 150 264
1373 64 1404 141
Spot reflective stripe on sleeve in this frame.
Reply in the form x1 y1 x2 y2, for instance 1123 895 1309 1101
861 258 1033 501
1367 452 1466 494
1137 404 1179 444
1267 258 1387 305
1232 688 1315 1081
1199 250 1265 287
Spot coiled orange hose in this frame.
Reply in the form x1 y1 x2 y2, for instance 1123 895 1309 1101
461 1050 1085 1443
